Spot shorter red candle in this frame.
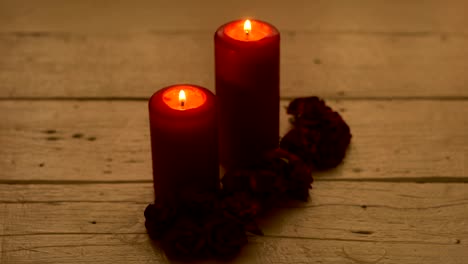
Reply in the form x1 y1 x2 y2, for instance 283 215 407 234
148 84 219 204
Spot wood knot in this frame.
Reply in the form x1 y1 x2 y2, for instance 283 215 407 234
43 129 57 134
72 133 83 138
46 136 61 141
351 230 374 235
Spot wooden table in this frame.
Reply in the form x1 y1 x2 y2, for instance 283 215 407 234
1 1 467 263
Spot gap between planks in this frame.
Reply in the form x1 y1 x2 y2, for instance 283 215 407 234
1 100 467 181
0 234 465 264
0 232 458 246
0 181 466 245
2 30 468 36
1 96 468 101
2 30 468 98
1 177 468 185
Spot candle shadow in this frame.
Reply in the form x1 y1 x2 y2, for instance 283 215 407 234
254 197 312 236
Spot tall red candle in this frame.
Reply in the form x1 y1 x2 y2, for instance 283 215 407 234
148 84 219 204
215 19 280 169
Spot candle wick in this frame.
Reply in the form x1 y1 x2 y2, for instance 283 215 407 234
181 101 185 107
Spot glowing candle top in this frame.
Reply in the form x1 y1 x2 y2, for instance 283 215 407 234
223 19 278 42
162 86 206 110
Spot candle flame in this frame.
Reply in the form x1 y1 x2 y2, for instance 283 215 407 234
179 89 186 107
244 19 251 35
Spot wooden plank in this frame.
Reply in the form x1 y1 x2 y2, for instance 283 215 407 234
1 234 466 264
0 181 466 208
1 100 467 182
1 0 467 33
0 182 467 246
1 32 468 98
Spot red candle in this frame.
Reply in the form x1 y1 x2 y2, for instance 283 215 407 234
215 19 280 169
148 84 219 204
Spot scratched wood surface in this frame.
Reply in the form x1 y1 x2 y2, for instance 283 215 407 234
1 0 468 263
1 100 467 182
2 32 468 98
0 182 467 263
1 182 467 243
1 0 467 33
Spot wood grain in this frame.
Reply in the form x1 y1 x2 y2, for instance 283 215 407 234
1 234 467 264
1 0 467 33
0 179 467 263
0 182 466 244
1 100 466 182
1 1 468 263
1 32 468 98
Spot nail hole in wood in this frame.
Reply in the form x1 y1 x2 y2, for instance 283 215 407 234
72 133 83 139
43 129 57 134
351 230 374 235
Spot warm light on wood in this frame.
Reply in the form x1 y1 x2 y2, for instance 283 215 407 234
179 89 186 107
244 19 251 35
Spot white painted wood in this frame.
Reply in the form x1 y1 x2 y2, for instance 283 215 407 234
1 1 468 263
1 234 467 264
0 182 466 245
1 100 466 181
0 181 466 209
1 0 467 33
1 32 468 98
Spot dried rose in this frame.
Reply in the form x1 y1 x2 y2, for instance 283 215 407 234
281 97 351 169
222 170 253 194
224 154 290 196
219 192 263 235
263 148 313 201
179 191 218 217
263 147 302 162
287 96 333 120
288 156 313 201
221 193 260 219
205 214 248 259
223 168 286 203
161 218 207 259
144 202 177 239
281 123 351 169
223 149 314 202
249 169 282 194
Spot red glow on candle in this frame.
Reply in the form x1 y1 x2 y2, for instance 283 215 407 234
162 86 206 110
224 19 276 41
215 19 280 169
148 84 219 203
